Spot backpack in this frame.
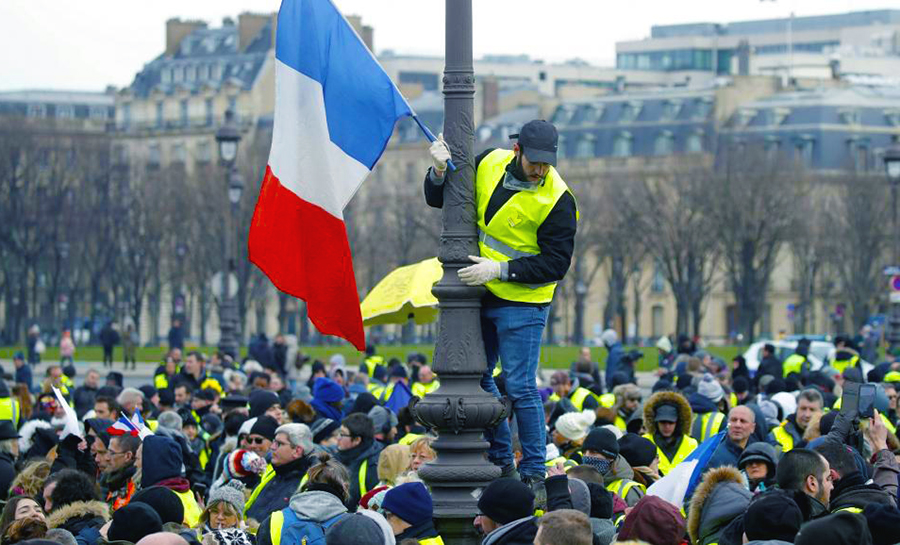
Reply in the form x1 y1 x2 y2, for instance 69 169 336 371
276 507 346 545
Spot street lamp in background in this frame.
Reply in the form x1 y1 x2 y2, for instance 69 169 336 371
216 109 242 358
885 144 900 351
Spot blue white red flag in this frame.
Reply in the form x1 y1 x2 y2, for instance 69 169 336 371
646 431 725 508
107 409 152 439
249 0 413 350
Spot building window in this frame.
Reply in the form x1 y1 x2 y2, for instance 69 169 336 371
122 103 131 129
557 135 567 160
56 104 74 119
205 98 214 126
685 132 703 154
148 144 161 167
212 63 222 80
90 106 108 120
196 141 212 164
171 143 186 164
574 135 595 159
228 96 237 115
661 100 681 121
161 68 172 84
651 305 665 338
651 262 665 293
838 109 860 126
765 138 781 162
653 131 674 155
694 98 712 120
849 140 869 172
613 132 633 157
180 99 189 127
27 103 46 118
173 65 183 82
620 102 642 123
552 106 574 126
186 65 195 82
113 145 128 165
794 138 814 167
155 102 164 128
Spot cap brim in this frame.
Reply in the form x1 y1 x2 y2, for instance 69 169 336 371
521 146 557 167
655 417 678 423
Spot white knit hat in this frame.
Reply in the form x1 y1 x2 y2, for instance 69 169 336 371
555 410 597 441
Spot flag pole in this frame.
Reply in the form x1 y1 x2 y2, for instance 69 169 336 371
412 115 457 171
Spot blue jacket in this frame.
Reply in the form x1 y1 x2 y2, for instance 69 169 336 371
706 437 745 471
604 342 624 388
15 364 32 391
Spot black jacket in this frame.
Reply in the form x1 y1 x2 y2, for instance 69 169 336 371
755 356 782 385
829 471 896 512
482 516 539 545
423 148 577 306
245 455 313 523
72 385 98 419
336 439 383 507
0 451 15 501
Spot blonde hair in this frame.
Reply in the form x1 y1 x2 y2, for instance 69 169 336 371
198 501 240 528
409 437 436 460
9 461 51 498
377 444 411 485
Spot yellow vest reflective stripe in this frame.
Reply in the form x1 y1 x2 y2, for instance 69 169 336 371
0 398 20 428
412 380 440 398
244 464 276 516
399 433 425 446
379 383 395 402
364 356 384 378
270 510 284 545
837 506 863 514
644 433 698 476
419 537 445 545
493 365 502 377
475 149 575 304
366 382 382 393
729 392 738 409
599 394 616 409
884 371 900 382
782 354 808 377
881 413 897 435
832 355 860 374
614 415 627 432
772 423 795 453
606 478 646 500
700 413 725 443
545 456 567 467
371 386 385 400
614 512 626 528
548 393 560 402
154 374 169 389
569 388 592 411
359 459 369 496
174 489 202 527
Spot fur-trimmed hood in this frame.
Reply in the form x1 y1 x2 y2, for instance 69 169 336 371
643 391 693 437
46 500 110 531
688 467 751 545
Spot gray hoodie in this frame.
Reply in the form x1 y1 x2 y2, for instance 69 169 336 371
288 490 348 522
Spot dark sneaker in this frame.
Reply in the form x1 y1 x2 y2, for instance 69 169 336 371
522 473 547 510
499 463 519 481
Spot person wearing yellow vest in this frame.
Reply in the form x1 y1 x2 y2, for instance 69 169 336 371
581 427 646 506
153 356 179 390
411 365 440 398
548 371 600 412
140 434 203 528
829 336 862 375
782 338 812 378
359 345 386 379
335 413 383 507
425 119 577 495
642 391 698 476
611 384 642 432
382 482 444 545
244 423 315 524
172 352 224 396
770 388 824 453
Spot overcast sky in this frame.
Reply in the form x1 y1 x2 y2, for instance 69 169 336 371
0 0 891 92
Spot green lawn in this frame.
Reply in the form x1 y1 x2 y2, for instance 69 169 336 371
0 344 744 372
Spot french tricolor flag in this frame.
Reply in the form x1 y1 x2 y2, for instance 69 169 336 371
249 0 413 350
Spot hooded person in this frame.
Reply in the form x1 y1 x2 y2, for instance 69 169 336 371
689 374 727 443
687 466 753 545
617 495 686 545
475 478 538 545
738 442 778 492
581 428 645 506
141 435 202 528
311 378 344 422
643 391 697 476
742 490 804 544
794 510 872 545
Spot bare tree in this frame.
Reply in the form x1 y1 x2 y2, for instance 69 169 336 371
824 172 890 331
707 147 806 342
790 191 829 333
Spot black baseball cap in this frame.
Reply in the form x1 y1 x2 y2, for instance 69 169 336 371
509 119 558 166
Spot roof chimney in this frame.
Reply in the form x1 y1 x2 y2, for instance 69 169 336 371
345 14 374 52
165 18 207 57
482 78 499 121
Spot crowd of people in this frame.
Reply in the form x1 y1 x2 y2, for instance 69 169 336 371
0 331 897 545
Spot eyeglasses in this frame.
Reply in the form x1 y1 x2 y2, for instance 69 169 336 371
272 439 290 449
107 450 129 457
247 437 269 445
339 433 354 439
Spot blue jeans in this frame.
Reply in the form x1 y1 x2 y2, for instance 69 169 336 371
480 304 549 478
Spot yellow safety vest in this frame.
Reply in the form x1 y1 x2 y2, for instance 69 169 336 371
174 489 202 528
154 373 169 390
606 478 646 502
244 464 276 516
782 354 808 377
832 355 860 374
836 506 864 514
569 388 598 411
419 538 445 545
412 380 440 398
696 412 725 443
599 393 616 408
772 422 796 453
364 356 384 378
398 433 425 446
644 433 698 476
614 415 627 432
729 392 738 409
0 398 20 428
884 371 900 382
475 149 575 304
358 459 369 497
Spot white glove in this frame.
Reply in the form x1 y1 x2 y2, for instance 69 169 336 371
430 133 451 173
458 255 501 286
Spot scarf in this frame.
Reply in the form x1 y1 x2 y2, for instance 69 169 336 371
581 455 611 476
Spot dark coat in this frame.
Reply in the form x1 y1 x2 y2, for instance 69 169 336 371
46 500 110 538
604 342 625 388
72 385 99 419
829 471 897 512
167 326 184 350
483 517 539 545
15 364 32 391
245 455 313 523
706 437 745 471
0 451 15 501
755 356 782 385
336 439 383 506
